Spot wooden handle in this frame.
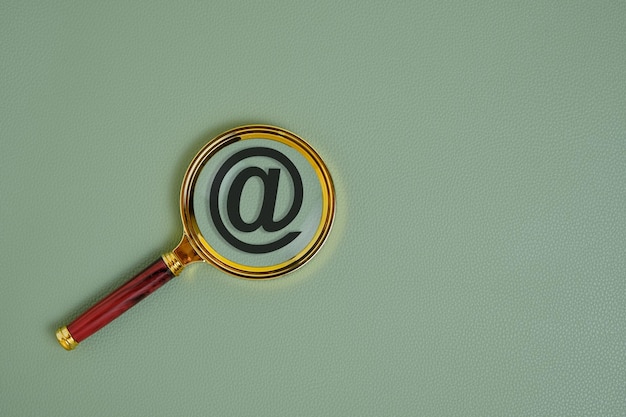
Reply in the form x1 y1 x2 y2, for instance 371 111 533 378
56 257 175 350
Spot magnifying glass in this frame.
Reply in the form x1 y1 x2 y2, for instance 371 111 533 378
56 125 335 350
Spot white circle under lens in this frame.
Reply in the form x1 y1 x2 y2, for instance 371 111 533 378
193 138 323 268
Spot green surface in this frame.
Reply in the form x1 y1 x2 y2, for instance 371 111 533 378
1 1 625 416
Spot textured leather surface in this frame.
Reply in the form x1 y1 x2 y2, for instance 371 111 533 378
1 1 625 416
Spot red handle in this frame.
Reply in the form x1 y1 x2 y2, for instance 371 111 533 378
56 257 175 350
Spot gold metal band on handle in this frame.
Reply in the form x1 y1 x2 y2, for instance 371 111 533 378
56 326 78 351
163 235 202 275
162 252 184 276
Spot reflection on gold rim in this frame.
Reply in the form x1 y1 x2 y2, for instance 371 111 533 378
179 125 335 279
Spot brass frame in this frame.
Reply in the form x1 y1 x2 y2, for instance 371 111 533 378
175 125 335 279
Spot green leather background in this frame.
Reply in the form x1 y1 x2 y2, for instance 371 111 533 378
1 1 625 416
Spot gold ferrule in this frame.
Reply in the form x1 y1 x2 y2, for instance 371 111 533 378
56 326 78 351
162 252 184 276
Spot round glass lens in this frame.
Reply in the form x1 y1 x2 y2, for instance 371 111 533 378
182 126 334 278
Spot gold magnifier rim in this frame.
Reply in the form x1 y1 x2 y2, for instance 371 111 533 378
180 125 335 279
